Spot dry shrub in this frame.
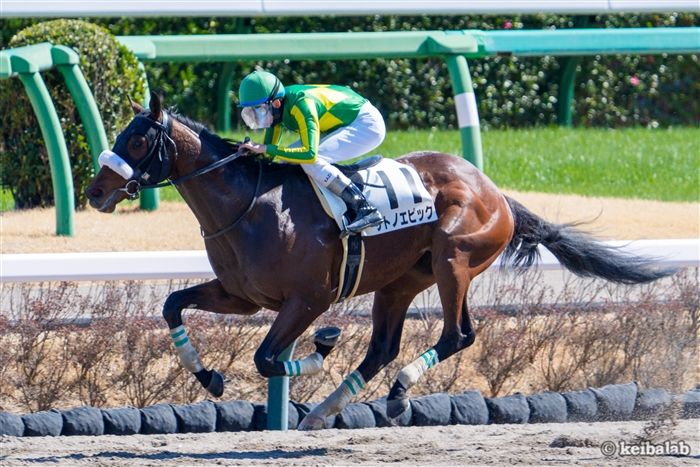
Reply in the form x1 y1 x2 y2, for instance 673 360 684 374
0 269 697 412
4 283 80 411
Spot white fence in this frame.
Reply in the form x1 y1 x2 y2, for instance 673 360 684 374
3 0 698 17
1 239 697 283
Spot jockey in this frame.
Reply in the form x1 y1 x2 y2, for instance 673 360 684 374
238 70 385 234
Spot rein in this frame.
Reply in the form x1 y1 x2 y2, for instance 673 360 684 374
200 160 262 241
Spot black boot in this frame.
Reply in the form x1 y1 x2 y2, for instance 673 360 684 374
338 182 384 233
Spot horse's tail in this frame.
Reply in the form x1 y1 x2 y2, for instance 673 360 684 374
501 196 676 284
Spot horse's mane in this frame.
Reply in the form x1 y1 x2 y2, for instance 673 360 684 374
168 108 207 134
168 108 240 157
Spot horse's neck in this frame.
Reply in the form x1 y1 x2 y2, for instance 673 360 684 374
171 127 255 237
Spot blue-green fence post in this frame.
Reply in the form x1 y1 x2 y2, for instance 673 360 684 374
17 72 75 236
557 16 590 127
267 341 297 430
216 62 237 133
51 45 109 173
5 44 76 236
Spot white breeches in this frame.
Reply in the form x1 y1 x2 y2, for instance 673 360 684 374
290 102 386 187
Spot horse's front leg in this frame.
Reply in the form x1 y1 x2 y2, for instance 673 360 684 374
162 279 259 397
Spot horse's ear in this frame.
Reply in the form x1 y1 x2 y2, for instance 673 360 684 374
149 91 162 120
129 96 143 115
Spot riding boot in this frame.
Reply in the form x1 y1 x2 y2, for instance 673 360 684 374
327 176 384 233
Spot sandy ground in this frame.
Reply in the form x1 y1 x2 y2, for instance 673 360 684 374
1 420 698 466
1 190 698 253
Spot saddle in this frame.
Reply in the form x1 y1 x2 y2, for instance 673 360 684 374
334 155 383 175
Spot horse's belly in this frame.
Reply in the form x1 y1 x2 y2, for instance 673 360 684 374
354 225 433 294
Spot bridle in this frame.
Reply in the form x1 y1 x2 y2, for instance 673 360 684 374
98 110 262 240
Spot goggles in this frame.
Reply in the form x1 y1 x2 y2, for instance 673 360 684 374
241 103 273 130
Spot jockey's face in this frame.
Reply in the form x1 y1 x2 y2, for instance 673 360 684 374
241 103 273 130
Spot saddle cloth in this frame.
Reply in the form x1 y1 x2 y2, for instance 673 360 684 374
310 157 438 237
308 157 438 303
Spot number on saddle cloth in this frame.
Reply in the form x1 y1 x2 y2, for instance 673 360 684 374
310 157 438 237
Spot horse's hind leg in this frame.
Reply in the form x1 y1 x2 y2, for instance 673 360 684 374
386 225 505 418
299 272 431 430
162 279 259 397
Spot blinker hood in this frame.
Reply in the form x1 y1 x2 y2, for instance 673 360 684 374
104 112 175 185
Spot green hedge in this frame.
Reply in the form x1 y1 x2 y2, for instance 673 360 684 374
0 19 145 209
97 13 699 130
2 14 697 133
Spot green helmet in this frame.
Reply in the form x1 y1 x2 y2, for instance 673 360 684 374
238 70 285 107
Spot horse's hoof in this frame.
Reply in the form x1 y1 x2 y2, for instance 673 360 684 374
206 369 225 397
298 414 325 431
386 397 410 419
314 327 342 347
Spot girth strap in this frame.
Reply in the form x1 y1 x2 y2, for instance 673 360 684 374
337 233 364 302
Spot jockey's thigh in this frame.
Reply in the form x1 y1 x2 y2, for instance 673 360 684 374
294 102 386 186
317 102 386 162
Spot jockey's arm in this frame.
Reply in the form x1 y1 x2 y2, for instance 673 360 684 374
265 98 319 163
263 124 282 146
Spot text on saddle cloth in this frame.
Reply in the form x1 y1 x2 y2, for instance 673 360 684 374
313 158 438 236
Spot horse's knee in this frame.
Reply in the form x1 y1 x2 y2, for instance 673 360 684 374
162 291 186 328
253 348 285 378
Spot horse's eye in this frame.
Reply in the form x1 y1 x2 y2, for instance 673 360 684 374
129 135 148 157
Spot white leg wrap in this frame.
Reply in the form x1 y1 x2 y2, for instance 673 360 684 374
397 348 439 390
283 352 324 376
314 370 365 417
170 325 204 373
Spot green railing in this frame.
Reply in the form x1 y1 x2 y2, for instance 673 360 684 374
118 26 700 164
0 42 159 236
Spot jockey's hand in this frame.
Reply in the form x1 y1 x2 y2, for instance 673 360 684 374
240 141 267 155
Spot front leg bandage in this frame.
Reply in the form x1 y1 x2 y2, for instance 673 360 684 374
314 370 366 417
283 352 324 376
170 325 204 373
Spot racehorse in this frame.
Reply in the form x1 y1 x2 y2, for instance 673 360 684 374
85 93 674 430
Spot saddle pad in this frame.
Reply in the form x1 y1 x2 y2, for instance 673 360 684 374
311 158 438 237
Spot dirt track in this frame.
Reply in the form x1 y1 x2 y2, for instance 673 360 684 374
1 190 698 253
1 420 698 466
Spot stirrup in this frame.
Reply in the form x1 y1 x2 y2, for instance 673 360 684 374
346 211 384 234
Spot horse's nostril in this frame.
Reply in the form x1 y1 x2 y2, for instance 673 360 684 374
87 187 104 199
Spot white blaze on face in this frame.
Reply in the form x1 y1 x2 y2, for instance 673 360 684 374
98 150 134 180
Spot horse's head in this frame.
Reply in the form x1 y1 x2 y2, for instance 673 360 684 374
86 92 177 213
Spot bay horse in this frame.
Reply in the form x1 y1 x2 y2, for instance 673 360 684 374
85 93 673 430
